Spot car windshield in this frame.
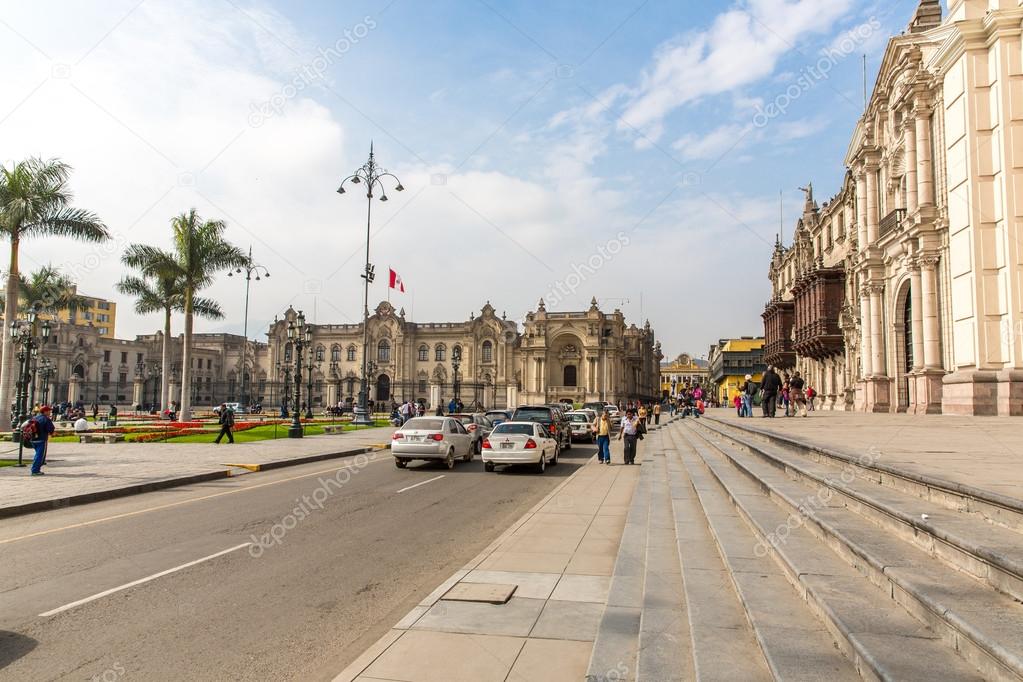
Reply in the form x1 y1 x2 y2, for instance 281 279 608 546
568 414 589 422
513 408 552 421
403 418 444 431
453 415 473 424
493 424 534 436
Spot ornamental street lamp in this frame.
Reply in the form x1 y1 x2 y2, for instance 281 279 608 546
228 246 269 408
39 358 55 406
11 309 49 466
287 311 311 438
305 346 320 420
329 360 340 410
148 362 161 412
336 142 404 426
452 346 462 402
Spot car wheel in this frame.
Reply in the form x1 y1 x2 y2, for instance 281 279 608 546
445 450 455 469
551 447 559 466
536 452 546 474
484 461 495 472
463 444 474 462
395 458 407 469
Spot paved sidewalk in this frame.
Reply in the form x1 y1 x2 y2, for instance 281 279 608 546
0 426 394 517
336 441 640 682
709 409 1023 505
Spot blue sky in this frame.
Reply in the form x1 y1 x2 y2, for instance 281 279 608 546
0 0 941 358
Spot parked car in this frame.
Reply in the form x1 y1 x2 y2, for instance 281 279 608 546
605 405 622 427
565 411 596 443
484 410 513 426
482 421 559 473
391 416 475 469
450 413 493 453
582 401 609 414
512 405 572 450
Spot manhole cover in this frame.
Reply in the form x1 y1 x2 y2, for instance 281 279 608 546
441 583 516 604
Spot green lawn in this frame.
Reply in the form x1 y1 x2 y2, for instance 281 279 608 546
150 420 392 444
0 459 18 467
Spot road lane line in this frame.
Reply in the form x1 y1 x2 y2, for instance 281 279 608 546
396 475 445 493
39 543 251 617
1 452 389 546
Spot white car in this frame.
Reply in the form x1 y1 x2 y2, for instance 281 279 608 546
565 410 597 443
605 405 622 427
391 417 475 469
482 421 559 473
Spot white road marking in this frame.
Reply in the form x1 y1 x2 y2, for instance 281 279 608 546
38 543 251 617
396 475 445 493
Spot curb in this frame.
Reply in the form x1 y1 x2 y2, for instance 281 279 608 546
0 445 387 520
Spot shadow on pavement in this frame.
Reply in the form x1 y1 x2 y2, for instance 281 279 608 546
0 631 38 669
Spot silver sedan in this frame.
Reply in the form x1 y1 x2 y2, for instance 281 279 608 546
391 417 475 469
481 421 559 473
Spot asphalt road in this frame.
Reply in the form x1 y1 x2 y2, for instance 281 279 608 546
0 441 598 681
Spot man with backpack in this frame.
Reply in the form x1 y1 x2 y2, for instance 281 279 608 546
27 405 55 476
215 403 235 444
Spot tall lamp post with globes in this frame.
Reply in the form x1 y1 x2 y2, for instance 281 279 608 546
228 247 269 408
11 307 50 466
287 311 310 438
305 345 320 419
336 142 404 425
39 358 55 406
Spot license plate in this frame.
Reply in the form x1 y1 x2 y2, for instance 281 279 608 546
501 442 514 449
409 435 424 442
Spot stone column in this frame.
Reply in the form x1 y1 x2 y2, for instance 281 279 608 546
67 376 80 403
865 169 880 245
132 378 144 407
910 265 924 371
429 383 440 409
915 108 934 207
855 172 868 251
905 118 918 214
920 255 941 368
859 289 872 379
869 284 885 376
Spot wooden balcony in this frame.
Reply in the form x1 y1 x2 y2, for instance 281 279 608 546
879 208 907 239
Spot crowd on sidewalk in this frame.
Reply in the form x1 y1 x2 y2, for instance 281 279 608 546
733 367 817 418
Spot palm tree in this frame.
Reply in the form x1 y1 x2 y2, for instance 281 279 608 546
116 260 224 412
123 209 244 419
0 158 108 426
14 265 90 318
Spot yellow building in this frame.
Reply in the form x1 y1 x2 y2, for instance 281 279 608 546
660 353 708 397
59 293 117 339
707 337 766 404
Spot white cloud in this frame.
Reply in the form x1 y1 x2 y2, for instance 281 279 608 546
618 0 855 144
672 123 752 161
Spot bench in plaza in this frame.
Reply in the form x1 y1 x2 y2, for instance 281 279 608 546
78 433 126 444
322 424 345 434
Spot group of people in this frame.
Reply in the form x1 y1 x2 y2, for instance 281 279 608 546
596 405 647 465
733 368 817 418
392 399 427 425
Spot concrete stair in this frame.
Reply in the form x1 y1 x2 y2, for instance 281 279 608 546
588 414 1023 680
682 417 1023 681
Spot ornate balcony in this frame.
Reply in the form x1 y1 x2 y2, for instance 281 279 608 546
791 267 846 360
762 298 796 369
879 208 907 238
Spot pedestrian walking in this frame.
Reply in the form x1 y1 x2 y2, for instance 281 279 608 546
790 371 808 417
806 386 816 411
741 374 757 418
595 411 612 464
638 403 648 427
27 405 55 476
760 366 781 417
448 397 457 414
781 373 792 417
733 393 742 416
618 409 641 464
653 402 661 425
215 403 235 444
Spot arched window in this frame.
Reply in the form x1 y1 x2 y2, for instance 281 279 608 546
452 345 463 362
331 345 340 362
377 339 390 363
315 345 325 362
346 345 357 362
481 340 493 363
284 343 293 362
418 344 429 362
435 344 446 362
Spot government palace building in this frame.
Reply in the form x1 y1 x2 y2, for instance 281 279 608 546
764 0 1023 416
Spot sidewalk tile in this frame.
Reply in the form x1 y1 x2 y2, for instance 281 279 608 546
506 639 592 682
411 597 545 637
477 551 572 573
498 534 582 555
551 574 611 603
530 600 604 641
565 552 616 576
361 630 524 682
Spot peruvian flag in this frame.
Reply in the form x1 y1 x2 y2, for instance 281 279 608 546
388 268 405 292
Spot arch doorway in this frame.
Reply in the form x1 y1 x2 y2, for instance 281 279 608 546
376 374 391 402
895 282 913 412
563 365 577 387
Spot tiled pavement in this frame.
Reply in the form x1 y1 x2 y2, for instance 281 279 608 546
335 438 641 682
0 425 394 516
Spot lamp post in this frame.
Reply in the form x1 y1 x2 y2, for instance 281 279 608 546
39 358 55 406
336 142 404 426
228 246 269 408
287 311 310 438
452 346 462 403
11 309 49 466
305 345 319 420
329 360 340 411
148 362 161 413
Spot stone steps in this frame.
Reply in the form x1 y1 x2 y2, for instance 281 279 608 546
702 415 1023 534
684 420 1022 681
697 418 1023 602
